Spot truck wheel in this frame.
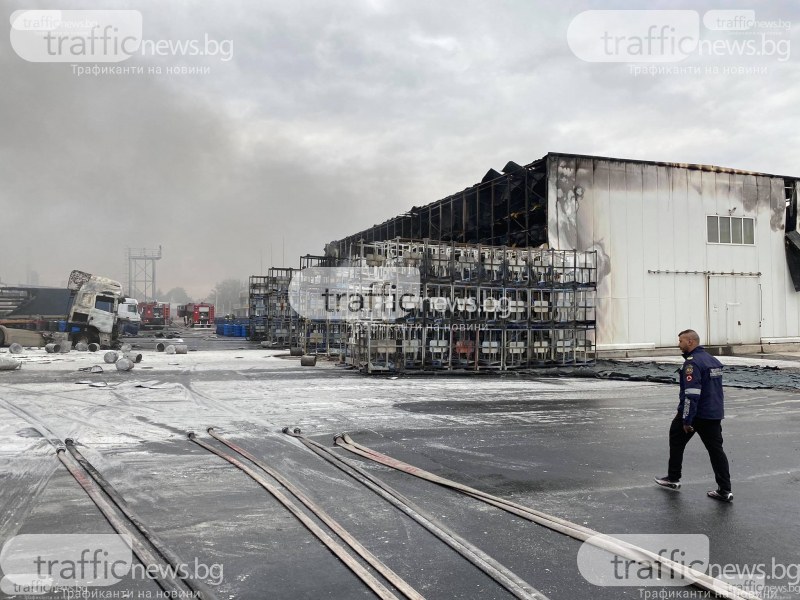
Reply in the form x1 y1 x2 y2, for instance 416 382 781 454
72 332 91 346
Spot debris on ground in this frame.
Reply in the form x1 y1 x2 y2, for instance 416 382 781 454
115 358 134 371
0 356 21 370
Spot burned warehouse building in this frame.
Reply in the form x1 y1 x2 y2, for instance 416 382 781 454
326 152 800 353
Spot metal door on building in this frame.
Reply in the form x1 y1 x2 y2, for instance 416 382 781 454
707 276 761 345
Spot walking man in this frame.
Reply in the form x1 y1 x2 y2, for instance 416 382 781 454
655 329 733 502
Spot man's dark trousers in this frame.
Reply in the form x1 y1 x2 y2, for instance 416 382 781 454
668 414 731 492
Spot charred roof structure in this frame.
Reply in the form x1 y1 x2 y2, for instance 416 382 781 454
325 157 549 259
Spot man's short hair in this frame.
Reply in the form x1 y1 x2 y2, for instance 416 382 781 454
678 329 700 344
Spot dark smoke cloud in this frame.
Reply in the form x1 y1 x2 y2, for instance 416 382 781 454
2 0 798 298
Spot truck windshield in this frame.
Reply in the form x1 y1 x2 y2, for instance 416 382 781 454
95 296 115 312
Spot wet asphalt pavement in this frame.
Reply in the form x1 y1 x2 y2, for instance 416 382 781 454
0 333 798 600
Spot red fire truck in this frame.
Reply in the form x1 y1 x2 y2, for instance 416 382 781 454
139 302 170 329
179 303 214 328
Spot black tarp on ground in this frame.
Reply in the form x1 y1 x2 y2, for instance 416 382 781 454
534 359 800 390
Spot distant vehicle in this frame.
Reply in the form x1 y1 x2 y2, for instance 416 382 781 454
139 301 170 330
178 303 215 328
0 270 125 348
117 297 141 336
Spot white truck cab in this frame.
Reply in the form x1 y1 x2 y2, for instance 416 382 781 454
117 297 141 335
66 271 124 347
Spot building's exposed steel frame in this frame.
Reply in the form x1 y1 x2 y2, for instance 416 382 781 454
326 159 548 259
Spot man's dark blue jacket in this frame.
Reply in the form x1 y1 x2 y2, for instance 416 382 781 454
677 346 725 424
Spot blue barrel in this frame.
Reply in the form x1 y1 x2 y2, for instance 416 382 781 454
58 320 67 332
223 324 232 336
216 324 223 335
236 324 245 337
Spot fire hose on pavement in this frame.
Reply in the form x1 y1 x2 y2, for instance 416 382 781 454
332 432 760 600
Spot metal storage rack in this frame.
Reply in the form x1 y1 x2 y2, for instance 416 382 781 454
252 257 349 355
266 268 300 348
248 269 301 348
248 275 269 341
296 255 347 356
338 239 596 373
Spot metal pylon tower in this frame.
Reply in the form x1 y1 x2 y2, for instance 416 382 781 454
127 246 162 301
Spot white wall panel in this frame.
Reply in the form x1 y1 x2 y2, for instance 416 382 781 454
548 154 796 347
641 164 661 344
741 173 762 277
695 170 713 268
610 297 629 345
575 158 594 251
671 168 691 271
787 182 800 337
598 160 628 345
595 296 613 347
755 176 776 336
656 165 675 270
592 161 612 302
625 163 645 342
704 170 723 271
770 178 788 336
656 167 677 345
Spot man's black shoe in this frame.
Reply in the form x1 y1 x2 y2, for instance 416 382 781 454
654 476 681 490
707 489 733 502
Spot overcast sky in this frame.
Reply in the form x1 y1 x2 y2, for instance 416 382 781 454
1 1 798 299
